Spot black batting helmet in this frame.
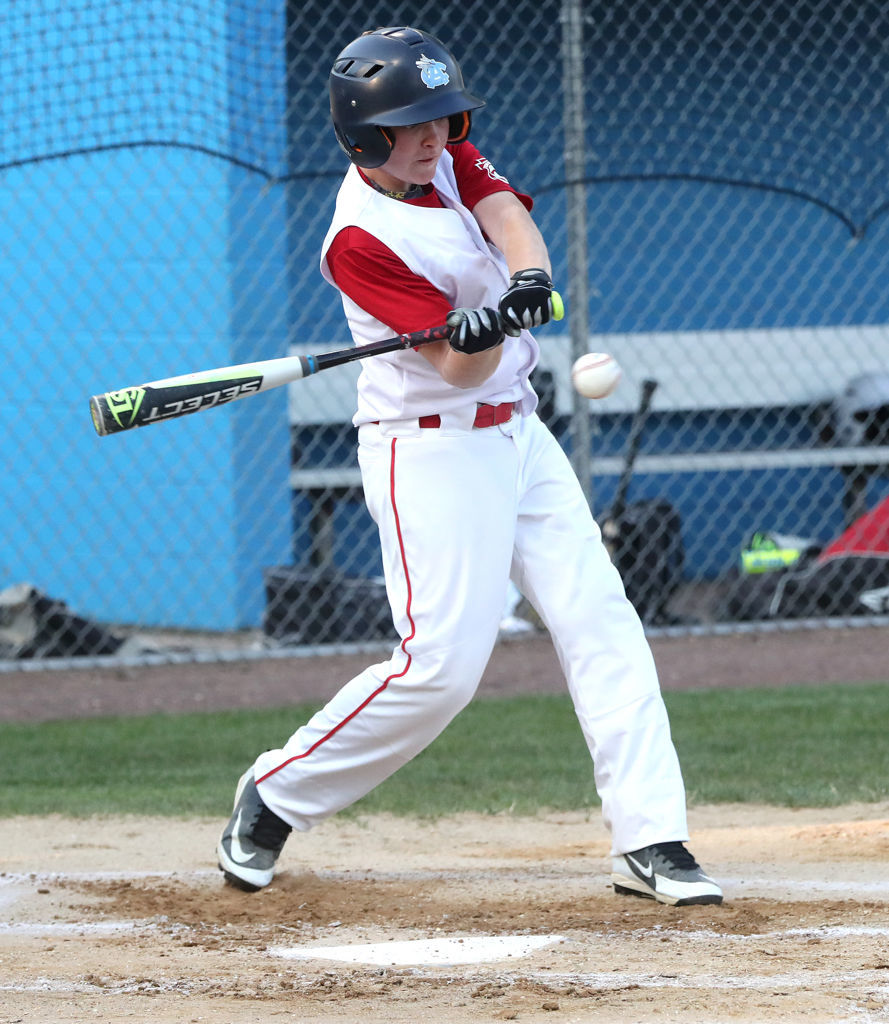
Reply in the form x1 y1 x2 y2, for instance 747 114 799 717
329 26 485 168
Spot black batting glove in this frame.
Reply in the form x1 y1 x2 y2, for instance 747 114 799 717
498 268 554 333
446 307 506 354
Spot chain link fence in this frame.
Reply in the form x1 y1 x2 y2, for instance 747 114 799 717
3 0 889 662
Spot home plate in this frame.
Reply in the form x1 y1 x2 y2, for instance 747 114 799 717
270 933 566 967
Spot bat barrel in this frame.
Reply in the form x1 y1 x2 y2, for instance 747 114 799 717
87 374 267 436
87 328 447 437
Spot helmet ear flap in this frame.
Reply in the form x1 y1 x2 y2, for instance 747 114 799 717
333 123 395 168
447 110 472 144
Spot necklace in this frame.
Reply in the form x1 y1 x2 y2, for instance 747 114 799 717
368 179 426 201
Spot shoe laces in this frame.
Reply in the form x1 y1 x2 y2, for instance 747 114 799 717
654 841 700 870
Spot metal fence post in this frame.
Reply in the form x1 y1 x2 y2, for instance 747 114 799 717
561 0 593 506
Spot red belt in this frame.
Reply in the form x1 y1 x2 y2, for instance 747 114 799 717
418 402 515 429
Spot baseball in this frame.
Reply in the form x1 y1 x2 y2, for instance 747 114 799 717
571 352 621 399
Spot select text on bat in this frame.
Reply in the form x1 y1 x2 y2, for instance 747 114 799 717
142 380 262 421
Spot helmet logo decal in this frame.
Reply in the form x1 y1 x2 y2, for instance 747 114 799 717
416 54 450 89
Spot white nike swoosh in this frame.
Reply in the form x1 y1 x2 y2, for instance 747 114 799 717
626 854 655 880
228 809 254 865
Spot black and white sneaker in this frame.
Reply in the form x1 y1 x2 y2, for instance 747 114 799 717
217 768 292 892
612 841 723 906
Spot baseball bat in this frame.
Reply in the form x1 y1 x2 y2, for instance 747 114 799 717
89 324 452 436
90 293 566 437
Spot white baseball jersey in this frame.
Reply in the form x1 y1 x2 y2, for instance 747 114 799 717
320 151 539 425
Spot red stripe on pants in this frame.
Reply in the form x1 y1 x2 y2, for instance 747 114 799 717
258 438 414 780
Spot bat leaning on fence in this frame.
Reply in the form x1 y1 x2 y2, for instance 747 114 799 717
89 324 453 437
600 377 659 562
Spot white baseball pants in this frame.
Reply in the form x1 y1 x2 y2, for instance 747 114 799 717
254 409 689 855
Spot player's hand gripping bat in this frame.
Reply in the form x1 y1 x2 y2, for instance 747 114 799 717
89 294 564 437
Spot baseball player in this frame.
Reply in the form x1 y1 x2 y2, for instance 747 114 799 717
217 26 722 907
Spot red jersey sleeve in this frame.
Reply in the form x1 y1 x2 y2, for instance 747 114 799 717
326 226 452 336
449 141 533 212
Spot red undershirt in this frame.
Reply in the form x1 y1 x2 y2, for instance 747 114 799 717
325 141 533 336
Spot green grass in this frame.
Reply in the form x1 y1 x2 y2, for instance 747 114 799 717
1 683 887 817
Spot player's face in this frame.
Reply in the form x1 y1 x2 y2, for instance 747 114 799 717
372 117 450 191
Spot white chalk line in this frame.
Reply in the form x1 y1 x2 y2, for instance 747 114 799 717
0 869 219 885
721 875 889 897
0 920 142 936
0 977 204 995
529 968 889 995
270 933 566 966
628 923 889 942
2 967 888 999
2 867 885 895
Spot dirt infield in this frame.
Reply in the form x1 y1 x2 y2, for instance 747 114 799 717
3 806 889 1023
1 625 888 1022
